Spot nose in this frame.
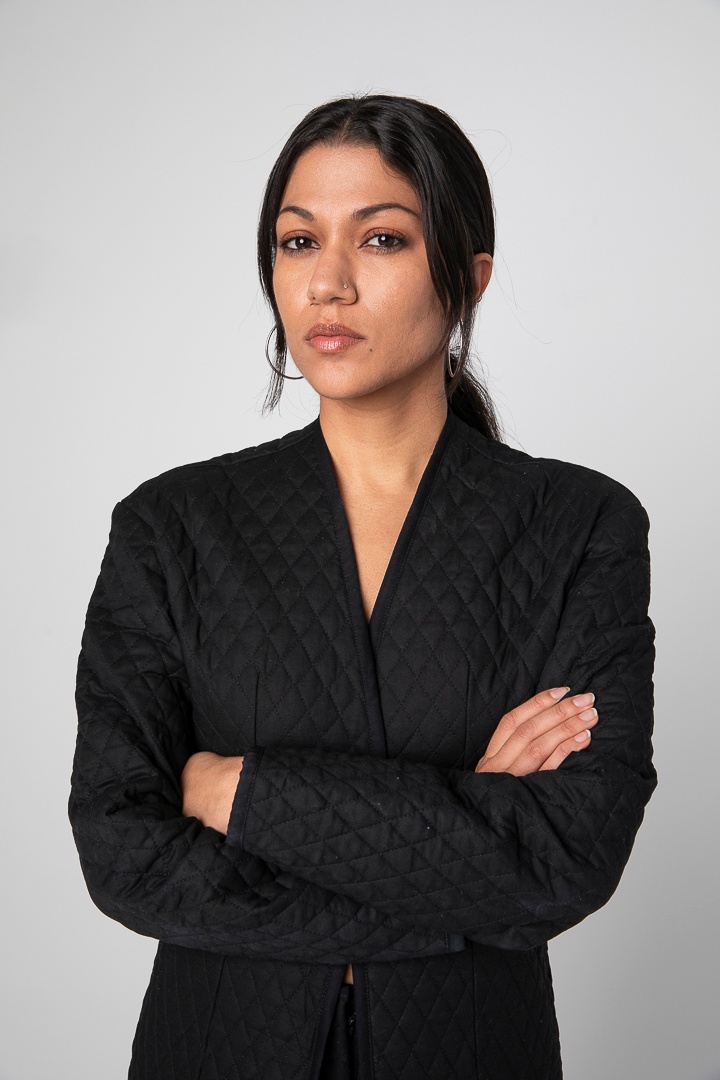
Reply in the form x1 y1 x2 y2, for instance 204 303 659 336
307 247 355 304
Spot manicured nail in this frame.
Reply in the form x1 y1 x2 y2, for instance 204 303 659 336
574 730 591 742
572 693 595 708
549 687 570 700
579 708 597 722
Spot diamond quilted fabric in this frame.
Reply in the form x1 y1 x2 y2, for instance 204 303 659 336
70 411 656 1079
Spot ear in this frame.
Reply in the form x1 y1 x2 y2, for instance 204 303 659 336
472 252 493 301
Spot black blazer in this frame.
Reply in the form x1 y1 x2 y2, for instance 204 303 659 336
70 411 656 1079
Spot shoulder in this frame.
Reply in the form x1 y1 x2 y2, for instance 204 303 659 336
116 421 319 521
451 417 650 541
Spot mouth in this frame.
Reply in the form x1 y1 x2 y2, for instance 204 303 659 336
304 322 366 354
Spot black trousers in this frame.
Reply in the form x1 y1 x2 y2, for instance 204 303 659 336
318 984 358 1080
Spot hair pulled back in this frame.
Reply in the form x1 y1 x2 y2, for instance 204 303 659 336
257 93 501 440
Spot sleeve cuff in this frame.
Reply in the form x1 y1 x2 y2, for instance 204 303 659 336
225 747 263 849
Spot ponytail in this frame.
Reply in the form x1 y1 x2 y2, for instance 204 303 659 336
446 360 502 441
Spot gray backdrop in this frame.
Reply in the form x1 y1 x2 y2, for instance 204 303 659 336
2 0 719 1077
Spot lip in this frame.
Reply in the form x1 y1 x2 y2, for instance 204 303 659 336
305 322 366 354
305 322 365 340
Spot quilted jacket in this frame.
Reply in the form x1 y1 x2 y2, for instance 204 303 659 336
69 410 656 1080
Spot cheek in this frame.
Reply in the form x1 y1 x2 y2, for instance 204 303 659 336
273 274 304 335
380 276 445 346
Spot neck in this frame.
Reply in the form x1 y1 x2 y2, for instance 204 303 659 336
319 382 448 491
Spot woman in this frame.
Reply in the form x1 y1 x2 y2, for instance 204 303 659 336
69 94 656 1080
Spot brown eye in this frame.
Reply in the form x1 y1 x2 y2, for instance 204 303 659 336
365 232 404 251
279 235 316 254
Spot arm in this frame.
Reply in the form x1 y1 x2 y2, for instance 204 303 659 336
228 499 657 950
185 689 601 834
69 499 461 963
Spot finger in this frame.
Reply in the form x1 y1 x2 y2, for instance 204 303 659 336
485 692 596 770
483 686 570 758
511 708 598 775
476 705 597 775
539 728 593 772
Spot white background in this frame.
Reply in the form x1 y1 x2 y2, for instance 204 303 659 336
2 1 719 1077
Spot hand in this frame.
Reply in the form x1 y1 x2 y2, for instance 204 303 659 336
475 687 598 776
180 751 244 834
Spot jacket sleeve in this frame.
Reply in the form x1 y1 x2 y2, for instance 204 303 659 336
228 497 657 950
69 499 461 964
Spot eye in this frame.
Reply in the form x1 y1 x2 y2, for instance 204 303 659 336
278 235 317 255
365 231 404 252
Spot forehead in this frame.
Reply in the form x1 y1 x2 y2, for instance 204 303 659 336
279 144 420 215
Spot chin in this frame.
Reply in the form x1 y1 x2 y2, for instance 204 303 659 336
303 362 404 398
293 346 444 405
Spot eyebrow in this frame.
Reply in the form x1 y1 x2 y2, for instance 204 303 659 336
277 202 421 223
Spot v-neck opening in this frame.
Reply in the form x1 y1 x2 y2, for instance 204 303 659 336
366 413 455 650
315 410 456 647
314 409 456 761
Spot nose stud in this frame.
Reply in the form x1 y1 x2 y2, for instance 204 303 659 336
309 284 350 300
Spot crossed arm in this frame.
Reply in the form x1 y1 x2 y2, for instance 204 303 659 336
180 686 601 833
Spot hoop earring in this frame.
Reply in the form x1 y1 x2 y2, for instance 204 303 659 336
446 348 460 380
265 326 304 380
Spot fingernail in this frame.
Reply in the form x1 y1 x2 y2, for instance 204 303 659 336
579 708 597 722
574 730 591 742
572 693 595 708
549 687 570 700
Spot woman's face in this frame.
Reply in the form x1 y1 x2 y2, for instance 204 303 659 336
272 143 450 407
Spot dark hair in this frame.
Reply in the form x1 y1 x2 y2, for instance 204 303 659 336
257 93 502 440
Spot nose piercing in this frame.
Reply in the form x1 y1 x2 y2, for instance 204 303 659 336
310 285 349 300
